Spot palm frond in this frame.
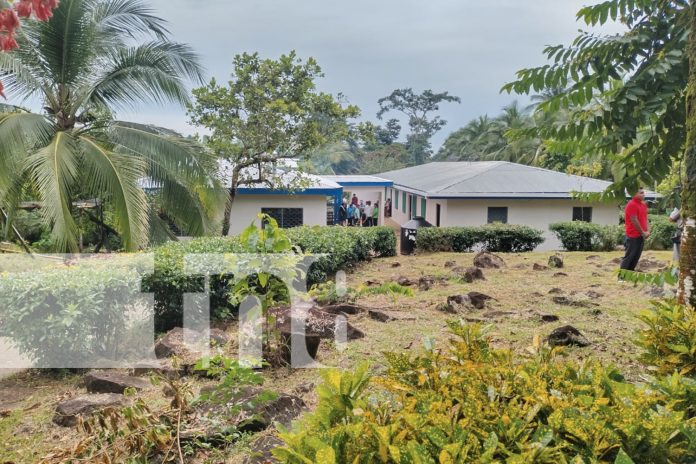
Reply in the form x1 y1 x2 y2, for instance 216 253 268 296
0 110 54 195
89 0 170 40
31 0 97 89
77 134 150 250
83 41 204 110
25 132 81 252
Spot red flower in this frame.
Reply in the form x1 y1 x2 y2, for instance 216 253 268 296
14 0 33 18
32 0 59 21
0 8 20 31
0 32 18 51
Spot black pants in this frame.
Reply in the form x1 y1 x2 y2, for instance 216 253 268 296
620 236 644 271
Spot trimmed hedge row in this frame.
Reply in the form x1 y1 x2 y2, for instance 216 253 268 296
551 217 676 252
415 224 545 253
143 226 397 331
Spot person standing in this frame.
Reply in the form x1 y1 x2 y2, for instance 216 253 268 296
371 201 379 226
351 193 359 207
347 203 356 226
620 187 649 271
338 200 348 226
364 201 373 227
669 207 683 262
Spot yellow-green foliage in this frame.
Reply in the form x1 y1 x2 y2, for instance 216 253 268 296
636 300 696 377
275 323 696 463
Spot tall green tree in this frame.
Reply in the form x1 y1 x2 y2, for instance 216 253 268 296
502 0 696 303
0 0 223 251
188 51 359 235
377 88 460 165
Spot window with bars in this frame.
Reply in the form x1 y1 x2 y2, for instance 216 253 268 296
261 208 304 228
487 207 508 224
572 207 592 222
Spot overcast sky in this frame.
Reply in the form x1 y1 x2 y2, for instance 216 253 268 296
118 0 619 150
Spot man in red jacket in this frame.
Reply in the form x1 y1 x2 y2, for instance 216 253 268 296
620 187 650 271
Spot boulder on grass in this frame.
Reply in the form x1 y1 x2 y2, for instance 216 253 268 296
84 371 151 394
467 292 495 309
533 263 548 271
547 325 591 347
395 276 415 286
548 254 564 268
418 276 434 291
458 266 485 283
473 252 505 269
154 327 226 364
53 394 128 427
184 387 307 443
270 304 365 341
243 435 285 464
444 260 457 268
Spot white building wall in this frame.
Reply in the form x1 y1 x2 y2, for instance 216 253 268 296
227 194 329 236
388 188 427 224
443 199 620 250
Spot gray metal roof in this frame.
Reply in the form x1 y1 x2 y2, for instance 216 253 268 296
323 175 393 185
378 162 620 199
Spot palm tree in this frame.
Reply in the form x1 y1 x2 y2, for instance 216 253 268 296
0 0 224 251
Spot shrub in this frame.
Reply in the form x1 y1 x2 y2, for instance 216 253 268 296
415 227 481 252
0 257 150 367
478 223 545 252
636 300 696 377
144 226 396 331
416 224 544 253
595 224 624 251
647 214 678 250
286 226 396 285
549 221 602 251
276 322 696 463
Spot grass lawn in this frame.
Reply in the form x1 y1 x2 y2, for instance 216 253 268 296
0 249 673 463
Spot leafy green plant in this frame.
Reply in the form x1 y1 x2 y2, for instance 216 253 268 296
646 214 678 251
275 322 696 463
309 281 357 305
549 222 603 251
636 300 696 377
357 282 414 302
416 224 544 253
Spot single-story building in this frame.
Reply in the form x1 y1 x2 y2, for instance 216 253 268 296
225 168 393 236
377 161 634 250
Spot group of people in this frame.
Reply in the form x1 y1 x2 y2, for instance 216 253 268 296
620 187 684 272
338 194 380 227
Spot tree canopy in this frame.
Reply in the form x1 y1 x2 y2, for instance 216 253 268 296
188 51 360 234
0 0 224 251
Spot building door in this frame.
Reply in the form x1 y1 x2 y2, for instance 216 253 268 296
407 195 413 219
436 203 441 227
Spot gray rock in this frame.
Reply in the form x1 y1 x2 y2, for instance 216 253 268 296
553 272 568 277
444 260 457 268
533 263 548 271
467 292 495 310
540 314 560 323
84 371 151 394
243 435 285 464
547 325 591 347
548 254 564 268
53 393 128 427
547 288 564 295
473 252 505 269
395 276 415 286
460 266 485 283
185 387 307 443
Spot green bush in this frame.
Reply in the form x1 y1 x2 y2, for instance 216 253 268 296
549 221 602 251
478 223 545 252
275 322 696 463
416 224 544 253
144 226 396 331
286 226 396 285
0 257 150 366
636 300 696 377
647 214 678 250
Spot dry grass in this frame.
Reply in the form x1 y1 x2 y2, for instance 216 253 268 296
0 250 672 462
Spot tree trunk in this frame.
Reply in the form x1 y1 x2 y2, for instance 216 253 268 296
678 1 696 307
221 169 239 236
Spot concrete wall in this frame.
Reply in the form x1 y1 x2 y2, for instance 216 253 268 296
342 186 385 225
227 194 330 236
442 199 620 250
387 187 427 225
